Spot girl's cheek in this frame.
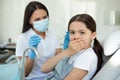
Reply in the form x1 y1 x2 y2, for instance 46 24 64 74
70 36 74 41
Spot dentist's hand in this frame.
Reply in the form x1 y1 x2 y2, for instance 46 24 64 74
28 35 41 59
63 31 70 49
29 35 41 48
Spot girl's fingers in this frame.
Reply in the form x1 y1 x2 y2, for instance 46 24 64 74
68 39 85 53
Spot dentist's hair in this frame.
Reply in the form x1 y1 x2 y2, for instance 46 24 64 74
68 14 103 76
22 1 49 33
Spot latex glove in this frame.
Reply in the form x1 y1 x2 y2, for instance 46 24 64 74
29 35 41 48
63 31 70 49
28 35 41 59
28 50 37 60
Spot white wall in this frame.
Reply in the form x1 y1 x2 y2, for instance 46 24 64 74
96 0 120 41
0 0 120 45
0 0 25 44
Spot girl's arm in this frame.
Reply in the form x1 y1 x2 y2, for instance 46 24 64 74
55 48 62 55
41 39 85 73
64 68 88 80
41 50 69 73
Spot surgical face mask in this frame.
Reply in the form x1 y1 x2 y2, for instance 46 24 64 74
33 18 49 32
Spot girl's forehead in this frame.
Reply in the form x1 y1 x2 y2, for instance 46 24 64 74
69 21 87 30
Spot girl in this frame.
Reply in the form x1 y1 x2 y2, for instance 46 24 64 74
41 14 103 80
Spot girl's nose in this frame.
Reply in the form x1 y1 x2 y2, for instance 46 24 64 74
74 33 80 40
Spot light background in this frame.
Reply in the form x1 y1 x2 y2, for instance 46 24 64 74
0 0 120 46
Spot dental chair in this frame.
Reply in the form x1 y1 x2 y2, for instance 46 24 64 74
0 47 39 80
92 31 120 80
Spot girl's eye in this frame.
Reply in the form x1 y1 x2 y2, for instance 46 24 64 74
80 32 85 34
80 31 85 36
70 31 75 35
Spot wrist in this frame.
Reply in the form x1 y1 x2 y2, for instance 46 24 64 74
64 48 76 57
62 49 72 57
28 50 36 60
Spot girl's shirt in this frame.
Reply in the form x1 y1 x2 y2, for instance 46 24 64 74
68 48 98 80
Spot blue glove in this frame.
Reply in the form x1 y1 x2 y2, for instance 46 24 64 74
28 50 37 60
28 35 41 59
63 31 70 49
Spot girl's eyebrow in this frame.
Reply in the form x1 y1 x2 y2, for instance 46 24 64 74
79 30 85 31
70 29 85 32
69 30 74 31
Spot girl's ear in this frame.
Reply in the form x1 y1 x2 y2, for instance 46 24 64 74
92 32 96 40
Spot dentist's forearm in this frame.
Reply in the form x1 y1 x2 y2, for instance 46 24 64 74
25 57 34 77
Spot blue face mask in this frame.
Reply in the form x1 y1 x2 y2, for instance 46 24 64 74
33 18 49 32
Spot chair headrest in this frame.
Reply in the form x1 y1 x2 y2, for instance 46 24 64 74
102 31 120 56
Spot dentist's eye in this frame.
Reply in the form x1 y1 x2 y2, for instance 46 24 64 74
43 16 47 19
35 18 41 21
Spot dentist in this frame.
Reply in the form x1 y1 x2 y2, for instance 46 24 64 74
15 1 61 80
